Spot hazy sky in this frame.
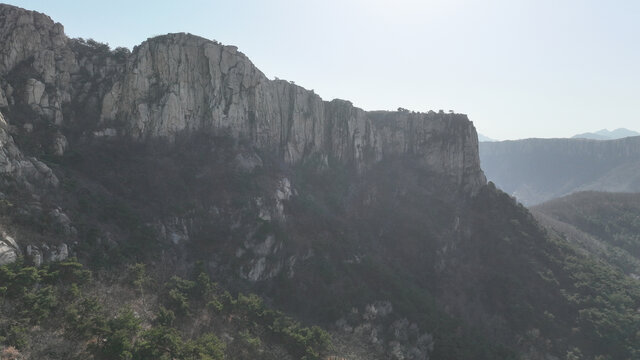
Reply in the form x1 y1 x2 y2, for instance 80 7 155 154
9 0 640 140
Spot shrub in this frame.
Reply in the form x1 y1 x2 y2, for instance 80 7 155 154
21 285 58 322
168 288 190 315
65 297 107 339
2 324 29 350
230 330 262 358
135 326 183 360
98 308 140 359
156 306 175 327
184 333 225 360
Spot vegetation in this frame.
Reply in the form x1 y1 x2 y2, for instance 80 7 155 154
0 259 331 359
471 185 640 359
533 191 640 259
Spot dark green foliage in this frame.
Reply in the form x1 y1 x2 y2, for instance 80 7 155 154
562 255 640 359
0 263 39 297
235 293 264 319
156 306 175 327
2 260 326 358
1 323 29 350
46 258 92 284
98 308 141 359
134 326 183 360
0 260 94 351
195 271 213 298
229 292 331 360
134 327 226 360
229 329 262 358
128 263 149 289
153 270 332 360
0 260 89 325
113 47 131 60
183 333 226 360
65 297 107 339
167 288 190 315
164 275 195 316
534 191 640 274
20 285 57 321
470 186 640 359
69 38 111 58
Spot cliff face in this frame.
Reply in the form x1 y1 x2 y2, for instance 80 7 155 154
0 4 74 123
0 4 485 194
98 33 485 192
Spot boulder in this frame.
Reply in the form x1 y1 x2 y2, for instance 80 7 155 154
0 232 20 265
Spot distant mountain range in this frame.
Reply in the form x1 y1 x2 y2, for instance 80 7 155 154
479 128 639 143
572 128 639 140
479 136 640 205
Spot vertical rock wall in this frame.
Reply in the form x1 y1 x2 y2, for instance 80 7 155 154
99 34 486 192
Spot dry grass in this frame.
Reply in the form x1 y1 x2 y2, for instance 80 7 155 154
1 346 23 360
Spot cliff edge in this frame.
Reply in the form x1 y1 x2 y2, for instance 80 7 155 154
0 5 485 194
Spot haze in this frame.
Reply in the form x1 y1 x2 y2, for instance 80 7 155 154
10 0 640 140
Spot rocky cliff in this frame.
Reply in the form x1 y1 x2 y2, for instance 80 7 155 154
0 4 484 195
99 33 485 190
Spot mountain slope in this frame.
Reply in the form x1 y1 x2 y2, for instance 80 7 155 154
0 4 639 360
532 191 640 277
480 136 640 205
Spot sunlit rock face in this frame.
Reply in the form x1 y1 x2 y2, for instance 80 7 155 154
0 112 59 190
0 4 75 124
0 231 19 266
98 33 485 192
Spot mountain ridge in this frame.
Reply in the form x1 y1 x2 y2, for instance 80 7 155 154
480 136 640 204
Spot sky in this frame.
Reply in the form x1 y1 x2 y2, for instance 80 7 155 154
8 0 640 140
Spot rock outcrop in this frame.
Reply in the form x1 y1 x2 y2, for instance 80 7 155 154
0 231 19 265
0 4 75 124
25 243 69 266
0 112 59 191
